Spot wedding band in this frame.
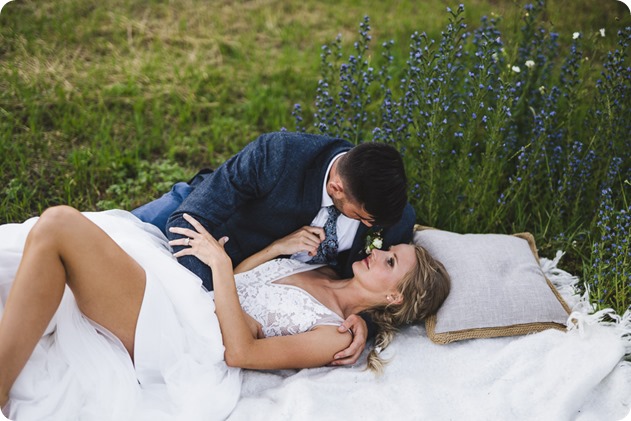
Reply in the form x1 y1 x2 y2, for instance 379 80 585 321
185 237 190 246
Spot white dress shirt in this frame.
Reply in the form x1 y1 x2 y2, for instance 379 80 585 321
291 153 360 262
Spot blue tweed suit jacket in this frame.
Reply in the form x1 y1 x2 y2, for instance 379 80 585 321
165 131 416 289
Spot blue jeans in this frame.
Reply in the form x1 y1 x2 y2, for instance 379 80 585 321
131 169 215 289
130 182 193 236
130 169 212 235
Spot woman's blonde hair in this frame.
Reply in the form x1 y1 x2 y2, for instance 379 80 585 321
364 245 451 374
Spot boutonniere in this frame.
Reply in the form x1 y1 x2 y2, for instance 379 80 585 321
364 229 383 255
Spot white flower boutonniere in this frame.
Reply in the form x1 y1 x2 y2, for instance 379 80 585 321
364 229 384 255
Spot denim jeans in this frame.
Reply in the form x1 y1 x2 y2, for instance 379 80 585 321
131 169 212 234
130 182 193 236
131 169 215 289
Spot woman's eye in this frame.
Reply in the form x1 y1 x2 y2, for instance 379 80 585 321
387 257 394 267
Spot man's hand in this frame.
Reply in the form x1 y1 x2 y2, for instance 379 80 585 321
331 314 367 366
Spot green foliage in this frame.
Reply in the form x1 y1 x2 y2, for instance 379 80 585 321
1 0 629 314
96 159 189 210
583 179 630 316
292 3 631 315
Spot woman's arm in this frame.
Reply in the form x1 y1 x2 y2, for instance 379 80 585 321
234 225 325 274
169 214 351 370
213 259 351 369
224 326 352 370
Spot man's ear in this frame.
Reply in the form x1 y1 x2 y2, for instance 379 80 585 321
328 177 345 197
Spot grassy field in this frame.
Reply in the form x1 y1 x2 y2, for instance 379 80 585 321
1 0 630 314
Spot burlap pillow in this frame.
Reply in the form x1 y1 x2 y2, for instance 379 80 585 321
414 225 570 345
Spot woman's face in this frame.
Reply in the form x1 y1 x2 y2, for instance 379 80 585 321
353 244 416 302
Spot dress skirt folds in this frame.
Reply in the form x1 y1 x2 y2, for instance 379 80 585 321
0 210 241 421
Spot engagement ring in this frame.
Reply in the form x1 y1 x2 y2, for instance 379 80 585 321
185 238 190 246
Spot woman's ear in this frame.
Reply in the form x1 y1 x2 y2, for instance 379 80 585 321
391 294 403 305
387 293 403 305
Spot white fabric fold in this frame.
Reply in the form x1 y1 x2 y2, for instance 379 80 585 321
1 211 629 421
0 211 241 421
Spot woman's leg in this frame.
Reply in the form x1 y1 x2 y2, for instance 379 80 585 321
0 206 146 407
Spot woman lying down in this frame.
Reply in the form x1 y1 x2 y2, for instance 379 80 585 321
0 207 450 420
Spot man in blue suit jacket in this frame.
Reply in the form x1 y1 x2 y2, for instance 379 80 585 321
132 131 415 364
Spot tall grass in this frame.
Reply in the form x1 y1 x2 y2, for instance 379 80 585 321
1 0 629 314
291 3 631 316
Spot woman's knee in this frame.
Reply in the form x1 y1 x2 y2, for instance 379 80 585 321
31 206 83 241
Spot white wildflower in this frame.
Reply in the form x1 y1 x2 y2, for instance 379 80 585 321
525 60 535 68
573 32 580 40
511 65 521 73
599 28 605 37
538 86 546 94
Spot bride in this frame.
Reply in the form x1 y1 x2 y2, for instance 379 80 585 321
0 206 450 420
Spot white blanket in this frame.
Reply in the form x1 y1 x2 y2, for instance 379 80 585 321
1 213 629 421
230 255 631 421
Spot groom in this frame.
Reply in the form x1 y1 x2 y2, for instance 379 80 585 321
132 131 415 364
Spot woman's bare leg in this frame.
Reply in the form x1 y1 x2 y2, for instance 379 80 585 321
0 206 146 407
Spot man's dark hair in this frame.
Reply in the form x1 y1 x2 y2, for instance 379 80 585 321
337 142 408 227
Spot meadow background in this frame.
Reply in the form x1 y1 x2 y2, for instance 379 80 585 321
1 0 629 316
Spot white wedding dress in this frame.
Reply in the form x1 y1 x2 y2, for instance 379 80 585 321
0 210 344 421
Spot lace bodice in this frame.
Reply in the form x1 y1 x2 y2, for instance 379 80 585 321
234 259 344 337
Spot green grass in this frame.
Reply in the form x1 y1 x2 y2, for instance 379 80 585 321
1 0 630 314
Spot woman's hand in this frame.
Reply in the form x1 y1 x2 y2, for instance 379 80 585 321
270 226 325 257
168 213 231 270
